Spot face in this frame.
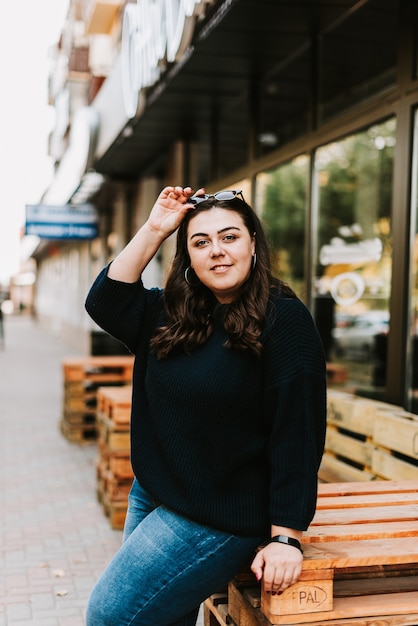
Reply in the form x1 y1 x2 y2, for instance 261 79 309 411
186 207 255 303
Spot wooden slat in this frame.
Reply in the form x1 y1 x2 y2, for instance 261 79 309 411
324 428 373 467
311 503 418 526
264 591 418 624
373 409 418 458
318 455 374 483
334 575 418 597
317 479 418 497
304 520 418 542
327 392 387 437
372 448 418 481
315 491 418 510
301 536 418 571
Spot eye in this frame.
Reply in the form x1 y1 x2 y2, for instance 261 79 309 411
194 239 209 247
223 234 237 242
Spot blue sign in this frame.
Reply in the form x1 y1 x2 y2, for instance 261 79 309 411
25 203 98 239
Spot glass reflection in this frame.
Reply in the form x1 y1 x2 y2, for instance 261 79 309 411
408 109 418 413
314 118 395 395
256 156 309 299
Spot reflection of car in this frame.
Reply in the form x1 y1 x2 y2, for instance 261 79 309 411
332 311 389 360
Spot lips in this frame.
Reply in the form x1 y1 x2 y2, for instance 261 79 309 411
211 264 231 271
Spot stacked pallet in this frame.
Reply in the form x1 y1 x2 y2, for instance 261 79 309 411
372 406 418 480
318 390 418 483
205 480 418 626
61 356 134 443
96 385 133 530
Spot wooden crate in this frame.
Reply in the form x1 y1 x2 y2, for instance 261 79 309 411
61 357 133 443
205 480 418 626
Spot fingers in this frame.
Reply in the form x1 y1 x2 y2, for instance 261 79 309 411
250 552 264 582
160 185 206 206
263 561 300 594
161 186 194 204
251 545 302 594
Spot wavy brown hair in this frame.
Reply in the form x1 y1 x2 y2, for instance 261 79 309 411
151 196 295 358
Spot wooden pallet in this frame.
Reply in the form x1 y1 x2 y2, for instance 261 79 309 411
95 385 133 529
96 480 129 530
62 407 97 425
96 411 130 450
98 440 133 479
59 417 97 443
205 480 418 626
62 356 134 382
97 461 132 500
97 385 132 426
60 357 133 443
96 458 132 530
63 385 97 411
318 391 410 483
372 407 418 480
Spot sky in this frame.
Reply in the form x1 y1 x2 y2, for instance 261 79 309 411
0 0 70 285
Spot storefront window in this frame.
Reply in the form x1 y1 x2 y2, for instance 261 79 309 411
256 156 309 299
408 109 418 413
313 118 395 394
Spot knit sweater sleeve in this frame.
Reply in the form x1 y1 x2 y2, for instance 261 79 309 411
263 295 327 531
85 264 162 354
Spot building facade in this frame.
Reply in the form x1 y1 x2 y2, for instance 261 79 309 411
33 0 418 411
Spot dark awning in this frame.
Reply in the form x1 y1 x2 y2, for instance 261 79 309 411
92 0 399 184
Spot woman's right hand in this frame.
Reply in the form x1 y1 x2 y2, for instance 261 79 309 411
107 185 204 283
146 186 204 238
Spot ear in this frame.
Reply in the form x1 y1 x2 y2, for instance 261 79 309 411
251 233 256 256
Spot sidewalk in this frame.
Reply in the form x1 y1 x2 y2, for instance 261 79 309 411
0 315 204 626
0 314 122 625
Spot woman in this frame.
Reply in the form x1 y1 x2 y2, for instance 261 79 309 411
85 186 326 626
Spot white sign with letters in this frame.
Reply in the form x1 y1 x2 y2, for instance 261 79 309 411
121 0 211 118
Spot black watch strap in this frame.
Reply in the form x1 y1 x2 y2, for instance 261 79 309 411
257 535 303 554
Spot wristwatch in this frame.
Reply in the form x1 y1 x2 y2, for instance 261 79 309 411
257 535 303 554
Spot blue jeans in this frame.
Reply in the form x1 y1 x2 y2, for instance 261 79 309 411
86 478 263 626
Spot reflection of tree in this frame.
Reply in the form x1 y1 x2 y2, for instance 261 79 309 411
317 121 394 260
259 119 395 306
261 158 308 283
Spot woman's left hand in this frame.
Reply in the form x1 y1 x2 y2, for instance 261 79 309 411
251 542 303 594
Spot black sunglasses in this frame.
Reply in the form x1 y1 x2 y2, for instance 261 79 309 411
188 189 244 206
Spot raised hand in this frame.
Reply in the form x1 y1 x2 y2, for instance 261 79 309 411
107 185 204 283
147 186 204 237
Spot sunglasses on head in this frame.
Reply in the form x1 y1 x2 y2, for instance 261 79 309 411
188 189 244 206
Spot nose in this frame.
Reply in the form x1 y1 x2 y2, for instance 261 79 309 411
210 240 225 257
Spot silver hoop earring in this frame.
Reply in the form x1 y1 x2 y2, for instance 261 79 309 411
184 266 201 287
252 253 257 269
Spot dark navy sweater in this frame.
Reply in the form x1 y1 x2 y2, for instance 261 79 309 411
85 267 327 536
